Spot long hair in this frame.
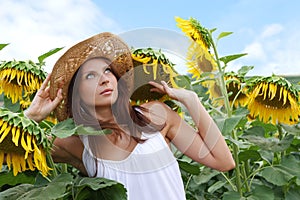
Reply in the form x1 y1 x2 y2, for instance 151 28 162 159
67 57 164 142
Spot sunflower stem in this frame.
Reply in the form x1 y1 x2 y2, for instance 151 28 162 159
241 161 251 192
209 31 243 196
61 163 68 173
47 151 58 178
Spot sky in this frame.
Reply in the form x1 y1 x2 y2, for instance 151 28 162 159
1 0 300 77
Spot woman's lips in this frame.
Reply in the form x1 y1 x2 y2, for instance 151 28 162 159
100 89 113 95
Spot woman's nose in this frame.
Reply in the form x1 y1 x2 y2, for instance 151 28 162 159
98 75 109 85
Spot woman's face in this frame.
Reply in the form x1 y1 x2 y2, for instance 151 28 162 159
78 57 118 108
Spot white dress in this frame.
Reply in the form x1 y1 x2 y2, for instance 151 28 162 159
81 132 186 200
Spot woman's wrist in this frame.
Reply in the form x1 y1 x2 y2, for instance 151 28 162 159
24 109 41 123
180 90 198 106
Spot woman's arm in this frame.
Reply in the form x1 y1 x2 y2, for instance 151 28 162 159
23 74 87 173
52 136 87 175
148 81 235 172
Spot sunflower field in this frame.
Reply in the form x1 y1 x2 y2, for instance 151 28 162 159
0 17 300 200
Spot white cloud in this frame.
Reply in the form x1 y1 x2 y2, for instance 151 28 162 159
229 22 300 76
243 42 266 61
260 24 283 38
0 0 120 72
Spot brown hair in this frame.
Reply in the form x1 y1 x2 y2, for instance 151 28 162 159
67 57 164 142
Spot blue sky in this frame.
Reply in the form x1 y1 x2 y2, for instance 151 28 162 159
1 0 300 76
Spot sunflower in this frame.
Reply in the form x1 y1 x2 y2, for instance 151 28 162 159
247 76 300 125
0 60 46 105
225 72 249 108
131 48 179 102
205 79 223 106
175 16 211 49
186 41 217 80
204 73 250 108
0 107 51 176
175 17 217 79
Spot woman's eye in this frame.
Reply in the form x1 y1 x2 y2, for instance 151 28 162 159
86 73 95 79
104 68 112 74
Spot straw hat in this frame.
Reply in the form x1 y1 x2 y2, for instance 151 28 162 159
49 32 133 121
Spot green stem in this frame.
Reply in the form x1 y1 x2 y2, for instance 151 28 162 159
231 130 243 196
220 172 237 191
184 174 193 192
241 162 250 192
47 151 58 177
209 31 243 196
61 163 68 173
209 34 231 117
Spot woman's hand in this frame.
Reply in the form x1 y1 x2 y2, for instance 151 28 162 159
24 73 63 122
148 81 196 104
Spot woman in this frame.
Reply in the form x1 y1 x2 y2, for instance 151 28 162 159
25 32 235 200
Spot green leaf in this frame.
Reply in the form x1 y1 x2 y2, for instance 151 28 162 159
222 191 243 200
260 154 300 187
222 114 245 135
280 154 300 180
243 126 265 137
193 167 220 185
51 118 76 138
286 185 300 200
38 47 63 64
261 166 294 186
177 159 200 175
13 173 73 200
75 177 127 200
237 65 254 77
51 118 112 138
208 180 225 193
0 44 9 51
238 149 261 163
242 133 294 152
0 184 35 200
247 184 275 200
280 124 300 136
174 75 191 89
217 32 233 41
219 53 248 65
76 125 112 136
3 95 20 112
0 171 36 187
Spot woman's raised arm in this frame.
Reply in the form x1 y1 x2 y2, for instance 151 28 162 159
24 73 63 122
148 81 235 171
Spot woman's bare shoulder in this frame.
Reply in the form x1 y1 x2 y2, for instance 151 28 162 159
140 101 171 117
140 101 180 136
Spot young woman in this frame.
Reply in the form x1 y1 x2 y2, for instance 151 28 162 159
25 32 235 200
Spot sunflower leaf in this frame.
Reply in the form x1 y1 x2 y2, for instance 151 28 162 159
221 114 245 136
0 43 9 51
38 47 64 64
51 118 111 138
241 132 294 152
74 176 127 200
237 65 254 77
217 32 233 41
3 95 20 112
220 53 248 65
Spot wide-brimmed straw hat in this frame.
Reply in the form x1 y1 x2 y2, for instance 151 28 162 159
49 32 133 121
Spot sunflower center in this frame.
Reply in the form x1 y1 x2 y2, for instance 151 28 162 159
197 57 213 72
0 131 26 154
255 86 291 109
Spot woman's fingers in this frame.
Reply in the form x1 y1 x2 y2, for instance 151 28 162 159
50 88 63 109
40 73 51 91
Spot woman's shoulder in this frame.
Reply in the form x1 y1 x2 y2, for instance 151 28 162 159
140 101 172 117
140 100 170 110
140 101 181 136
